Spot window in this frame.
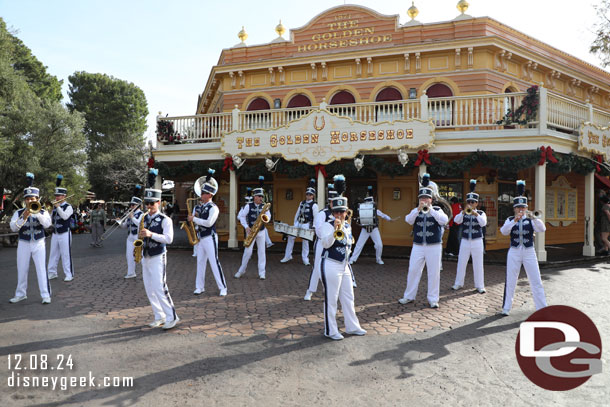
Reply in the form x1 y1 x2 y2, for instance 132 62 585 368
245 98 271 130
375 87 403 122
286 94 312 121
329 90 356 119
427 83 453 127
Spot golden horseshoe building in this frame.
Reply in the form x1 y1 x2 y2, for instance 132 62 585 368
153 3 610 260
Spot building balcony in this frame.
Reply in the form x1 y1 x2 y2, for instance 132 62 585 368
154 89 610 157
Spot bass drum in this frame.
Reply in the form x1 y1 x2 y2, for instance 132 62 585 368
358 202 376 226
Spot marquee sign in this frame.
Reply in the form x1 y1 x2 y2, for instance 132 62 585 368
221 109 435 165
579 122 610 159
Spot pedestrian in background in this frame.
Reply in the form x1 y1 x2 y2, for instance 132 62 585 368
90 203 107 247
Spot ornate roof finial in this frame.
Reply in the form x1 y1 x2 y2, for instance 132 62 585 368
275 20 286 38
457 0 469 15
238 26 248 43
407 2 419 20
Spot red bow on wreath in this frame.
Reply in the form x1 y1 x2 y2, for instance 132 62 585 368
147 157 155 169
538 146 558 165
314 165 327 178
222 156 235 172
414 149 431 166
595 155 603 173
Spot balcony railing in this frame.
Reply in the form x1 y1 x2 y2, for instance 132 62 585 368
156 90 610 145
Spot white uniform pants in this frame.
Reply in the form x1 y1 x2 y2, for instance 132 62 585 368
48 232 73 278
351 227 383 262
15 239 51 299
320 257 363 337
402 244 442 304
195 233 226 291
125 235 139 276
307 239 324 292
283 222 310 262
142 252 177 323
238 230 266 278
454 238 485 289
503 246 547 312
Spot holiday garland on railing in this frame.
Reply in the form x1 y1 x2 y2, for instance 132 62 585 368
156 149 610 181
496 85 540 125
156 120 180 143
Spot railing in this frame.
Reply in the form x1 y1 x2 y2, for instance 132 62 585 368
161 113 232 143
547 93 589 131
428 93 526 128
156 91 610 146
592 108 610 128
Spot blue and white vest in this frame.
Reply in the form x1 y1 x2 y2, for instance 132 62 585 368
413 207 444 245
195 202 217 237
322 220 352 262
143 212 168 257
461 210 484 240
52 203 72 234
321 207 333 223
126 209 143 237
17 208 46 241
246 203 265 228
298 200 315 225
508 216 535 248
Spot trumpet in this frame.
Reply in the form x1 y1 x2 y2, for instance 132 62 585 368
420 204 430 214
464 206 474 215
333 209 353 241
526 209 543 219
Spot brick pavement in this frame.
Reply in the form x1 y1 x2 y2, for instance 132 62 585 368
50 235 531 339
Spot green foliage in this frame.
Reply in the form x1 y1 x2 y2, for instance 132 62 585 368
590 0 610 67
496 85 539 125
88 147 148 201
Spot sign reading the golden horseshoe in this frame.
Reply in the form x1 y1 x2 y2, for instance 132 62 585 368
222 109 435 165
579 122 610 159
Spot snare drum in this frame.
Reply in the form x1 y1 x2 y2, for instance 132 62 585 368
358 202 376 226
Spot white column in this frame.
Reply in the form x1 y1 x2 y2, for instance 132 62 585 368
418 164 427 178
317 168 326 208
583 171 595 256
534 162 547 261
232 105 240 131
538 85 548 134
420 92 429 121
228 168 238 248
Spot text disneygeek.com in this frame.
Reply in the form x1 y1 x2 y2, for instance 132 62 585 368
6 353 133 391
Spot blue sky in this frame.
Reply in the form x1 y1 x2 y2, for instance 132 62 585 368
1 0 606 143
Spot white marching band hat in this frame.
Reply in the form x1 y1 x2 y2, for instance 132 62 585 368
418 173 433 198
130 184 143 205
201 168 218 196
364 185 374 202
513 180 528 207
306 178 316 196
466 179 479 202
253 176 265 197
144 168 162 202
54 174 67 196
330 174 348 211
23 172 39 198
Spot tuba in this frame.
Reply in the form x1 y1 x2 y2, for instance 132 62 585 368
134 210 149 263
244 202 271 247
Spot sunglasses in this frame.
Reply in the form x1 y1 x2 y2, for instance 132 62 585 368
332 209 347 213
145 202 156 206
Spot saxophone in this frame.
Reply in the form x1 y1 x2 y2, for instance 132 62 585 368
133 210 149 263
244 202 271 247
180 198 200 246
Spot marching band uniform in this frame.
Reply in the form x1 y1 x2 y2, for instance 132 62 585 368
191 169 227 296
9 173 52 304
119 185 143 279
281 179 318 265
499 180 547 316
139 168 179 329
452 180 487 293
239 188 273 248
48 175 74 282
399 174 448 308
235 176 271 280
304 183 337 301
319 175 366 340
350 186 392 265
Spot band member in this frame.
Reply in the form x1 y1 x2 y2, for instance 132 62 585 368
47 174 75 282
119 184 143 279
235 176 271 280
499 180 547 316
304 183 337 301
281 178 318 265
350 186 394 265
90 203 107 247
188 169 227 296
239 187 273 248
399 174 449 308
139 168 178 329
452 180 487 293
9 173 52 304
319 175 366 340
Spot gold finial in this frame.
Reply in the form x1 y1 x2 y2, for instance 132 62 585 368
275 20 286 37
407 2 419 20
457 0 469 15
238 26 248 43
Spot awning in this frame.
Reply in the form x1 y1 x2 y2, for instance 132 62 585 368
595 173 610 189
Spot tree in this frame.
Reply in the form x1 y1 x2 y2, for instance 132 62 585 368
591 0 610 67
67 72 149 200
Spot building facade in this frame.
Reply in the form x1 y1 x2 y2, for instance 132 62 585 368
153 4 610 260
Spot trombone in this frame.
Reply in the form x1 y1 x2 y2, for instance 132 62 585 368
99 204 141 241
51 194 75 206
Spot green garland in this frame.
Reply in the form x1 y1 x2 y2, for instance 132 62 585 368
157 149 609 182
497 85 540 125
